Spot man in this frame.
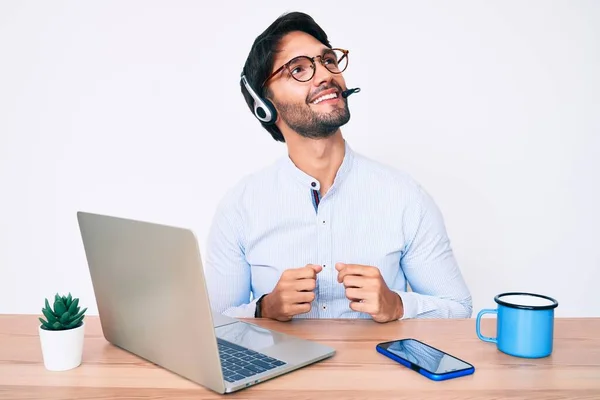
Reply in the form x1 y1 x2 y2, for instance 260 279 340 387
204 11 472 322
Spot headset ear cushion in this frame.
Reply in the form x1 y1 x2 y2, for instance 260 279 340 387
258 98 277 125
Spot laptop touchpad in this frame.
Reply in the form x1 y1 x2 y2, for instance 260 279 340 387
215 321 279 352
215 321 333 366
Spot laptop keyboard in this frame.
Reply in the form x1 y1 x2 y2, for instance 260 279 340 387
217 338 287 383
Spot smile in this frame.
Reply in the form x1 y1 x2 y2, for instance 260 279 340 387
310 92 339 105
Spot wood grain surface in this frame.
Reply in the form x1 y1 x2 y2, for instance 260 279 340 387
1 315 599 399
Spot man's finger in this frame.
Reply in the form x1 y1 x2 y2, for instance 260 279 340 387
345 287 365 302
349 300 371 314
290 303 311 315
307 264 323 273
293 278 317 292
336 263 376 283
335 263 373 271
347 288 377 302
286 264 322 280
290 291 315 304
342 275 365 288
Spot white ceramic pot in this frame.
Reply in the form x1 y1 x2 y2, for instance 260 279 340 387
39 321 85 371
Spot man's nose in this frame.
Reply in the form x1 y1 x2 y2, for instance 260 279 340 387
312 59 333 87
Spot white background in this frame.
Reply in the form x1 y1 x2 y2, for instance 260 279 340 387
1 1 598 318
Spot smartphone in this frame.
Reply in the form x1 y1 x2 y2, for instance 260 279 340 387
376 338 474 381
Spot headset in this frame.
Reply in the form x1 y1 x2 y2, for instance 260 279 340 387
241 74 278 125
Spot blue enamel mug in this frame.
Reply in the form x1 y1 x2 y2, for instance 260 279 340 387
476 292 559 358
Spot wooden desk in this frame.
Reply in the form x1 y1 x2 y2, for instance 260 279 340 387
1 315 599 399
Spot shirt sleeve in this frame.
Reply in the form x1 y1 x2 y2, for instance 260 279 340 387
395 184 473 319
203 188 257 318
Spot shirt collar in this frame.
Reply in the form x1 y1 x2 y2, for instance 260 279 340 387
282 140 355 192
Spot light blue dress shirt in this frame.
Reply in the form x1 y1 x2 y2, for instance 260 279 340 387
204 141 472 320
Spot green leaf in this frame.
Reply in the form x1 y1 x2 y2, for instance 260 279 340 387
67 298 79 315
51 321 62 330
44 298 57 317
59 311 71 324
66 293 73 308
65 316 84 329
39 318 53 330
42 307 58 323
71 307 87 321
54 298 67 315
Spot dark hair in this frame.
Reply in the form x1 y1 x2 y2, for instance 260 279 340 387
240 12 332 142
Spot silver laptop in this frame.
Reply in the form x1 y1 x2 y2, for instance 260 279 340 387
76 211 335 394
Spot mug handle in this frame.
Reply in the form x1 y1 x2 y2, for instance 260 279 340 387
476 309 498 343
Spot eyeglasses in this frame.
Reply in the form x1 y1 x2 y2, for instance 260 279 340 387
262 48 349 88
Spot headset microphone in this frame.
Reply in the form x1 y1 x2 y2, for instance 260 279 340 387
341 87 361 98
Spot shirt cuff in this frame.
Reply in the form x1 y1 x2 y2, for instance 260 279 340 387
220 297 261 319
393 290 417 320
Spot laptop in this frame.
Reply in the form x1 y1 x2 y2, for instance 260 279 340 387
76 211 335 394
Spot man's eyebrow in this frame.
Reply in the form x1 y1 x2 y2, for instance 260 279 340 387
286 47 334 60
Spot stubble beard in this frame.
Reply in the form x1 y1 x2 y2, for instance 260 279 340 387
273 97 351 139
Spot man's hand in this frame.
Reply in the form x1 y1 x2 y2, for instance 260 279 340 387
260 264 322 322
335 263 404 322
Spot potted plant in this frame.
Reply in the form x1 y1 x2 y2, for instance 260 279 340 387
38 293 87 371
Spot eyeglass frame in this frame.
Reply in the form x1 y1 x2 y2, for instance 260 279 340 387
261 48 349 88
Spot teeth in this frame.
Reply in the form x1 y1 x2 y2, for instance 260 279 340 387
312 92 337 104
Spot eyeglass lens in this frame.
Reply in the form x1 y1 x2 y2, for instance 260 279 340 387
288 49 348 82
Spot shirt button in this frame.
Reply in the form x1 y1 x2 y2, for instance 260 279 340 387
322 305 327 310
322 220 326 224
311 182 316 187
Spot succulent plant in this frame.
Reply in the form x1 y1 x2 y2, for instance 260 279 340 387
39 293 87 331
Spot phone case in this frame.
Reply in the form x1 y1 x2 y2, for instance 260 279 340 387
376 341 475 381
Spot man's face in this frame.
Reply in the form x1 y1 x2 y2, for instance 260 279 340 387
265 31 350 139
